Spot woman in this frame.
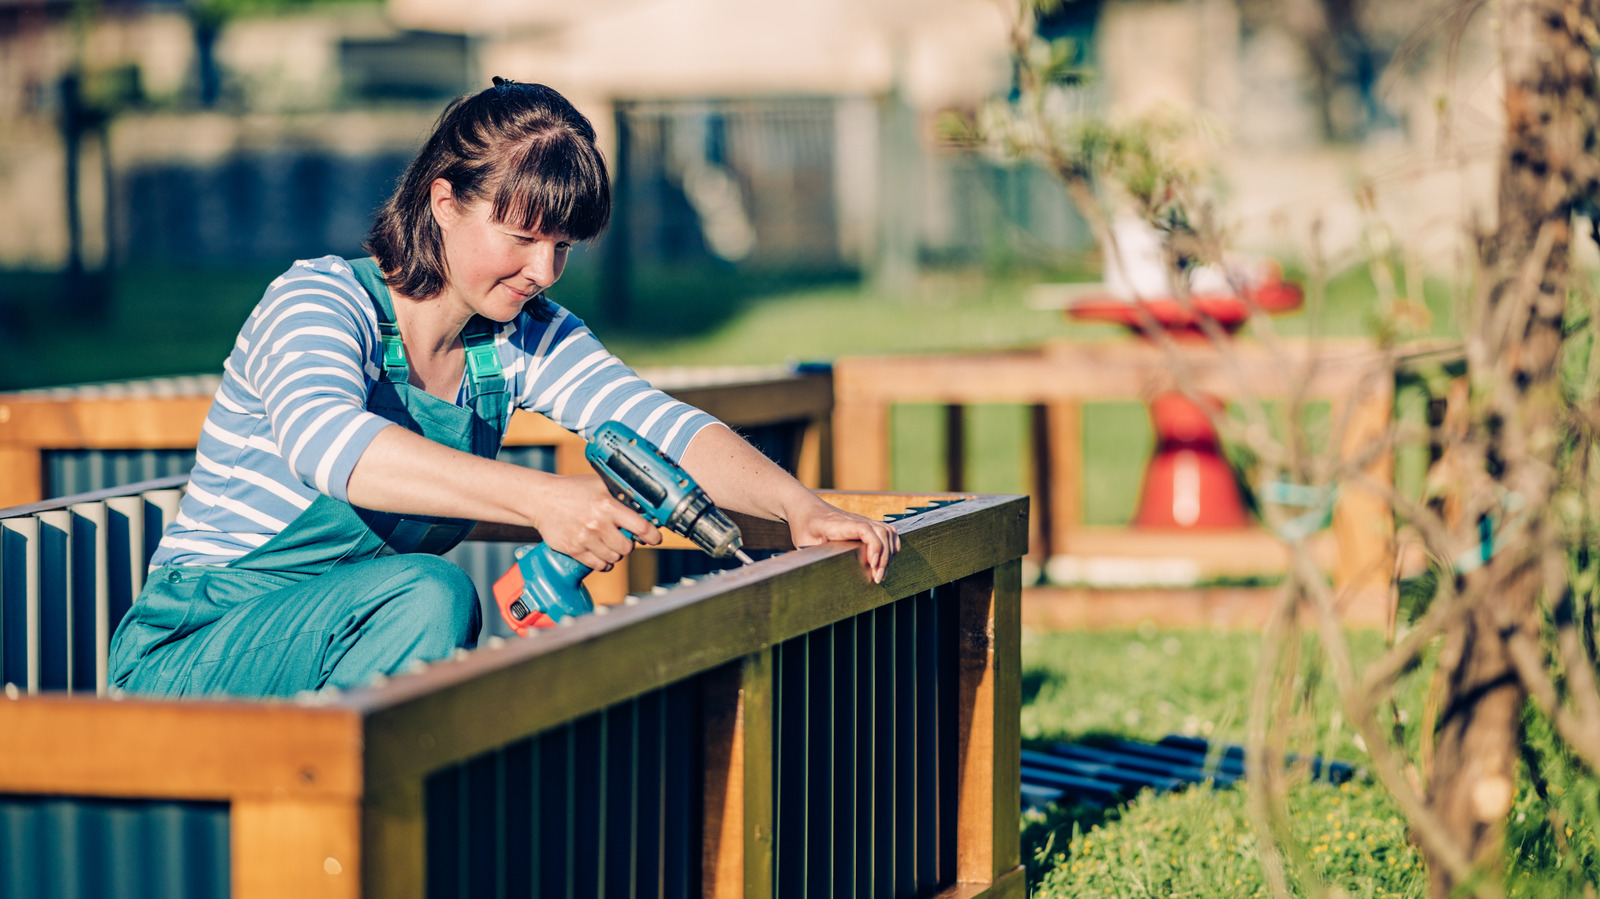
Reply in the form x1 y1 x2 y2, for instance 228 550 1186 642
107 78 899 698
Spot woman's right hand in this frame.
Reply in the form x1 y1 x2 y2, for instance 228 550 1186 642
526 473 662 571
347 427 661 570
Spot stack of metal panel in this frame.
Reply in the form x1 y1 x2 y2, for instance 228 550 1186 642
1020 734 1360 810
0 478 185 695
1017 732 1356 809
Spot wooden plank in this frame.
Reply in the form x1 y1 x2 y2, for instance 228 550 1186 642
501 409 582 446
1057 526 1341 577
702 651 775 899
0 446 44 509
0 374 822 450
703 661 746 899
834 340 1382 406
627 546 661 595
796 415 831 489
1330 371 1396 623
831 396 890 490
0 396 210 449
351 495 1029 790
497 374 830 447
0 696 363 801
361 778 425 899
234 796 362 899
1021 584 1389 630
930 865 1026 899
954 560 1022 884
554 436 628 607
667 372 833 428
740 651 775 899
587 560 630 606
1040 403 1082 559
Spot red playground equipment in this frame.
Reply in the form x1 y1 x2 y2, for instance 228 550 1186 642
1068 254 1304 529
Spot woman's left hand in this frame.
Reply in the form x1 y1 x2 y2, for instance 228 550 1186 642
785 498 901 584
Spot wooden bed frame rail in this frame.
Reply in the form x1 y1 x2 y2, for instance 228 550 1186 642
0 489 1027 899
833 338 1409 622
0 367 835 510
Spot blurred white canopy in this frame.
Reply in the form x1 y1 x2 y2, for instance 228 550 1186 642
388 0 1010 105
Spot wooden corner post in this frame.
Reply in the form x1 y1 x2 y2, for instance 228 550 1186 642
1331 371 1396 626
703 650 776 899
954 560 1024 896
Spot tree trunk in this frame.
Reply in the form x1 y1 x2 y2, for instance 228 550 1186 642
1426 0 1598 894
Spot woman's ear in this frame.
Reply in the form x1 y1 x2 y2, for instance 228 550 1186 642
429 178 460 231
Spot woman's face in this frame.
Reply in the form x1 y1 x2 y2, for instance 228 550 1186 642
431 178 572 323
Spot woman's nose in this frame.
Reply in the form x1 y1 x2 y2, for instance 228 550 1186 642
523 247 556 285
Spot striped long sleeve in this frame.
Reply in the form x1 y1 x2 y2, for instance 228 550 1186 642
152 255 717 568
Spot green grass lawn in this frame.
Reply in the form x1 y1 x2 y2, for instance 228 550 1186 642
1022 629 1600 897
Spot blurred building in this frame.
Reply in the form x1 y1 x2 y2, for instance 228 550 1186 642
0 0 1506 279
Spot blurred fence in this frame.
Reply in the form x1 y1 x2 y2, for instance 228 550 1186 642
604 95 1089 283
8 94 1090 294
832 338 1404 625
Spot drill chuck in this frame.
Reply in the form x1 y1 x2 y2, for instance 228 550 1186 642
670 491 747 561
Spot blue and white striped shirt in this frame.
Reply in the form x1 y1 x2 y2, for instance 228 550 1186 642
152 255 718 567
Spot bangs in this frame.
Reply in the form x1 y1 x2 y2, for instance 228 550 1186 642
490 135 611 241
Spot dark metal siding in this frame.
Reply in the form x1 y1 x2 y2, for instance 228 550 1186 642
772 587 958 899
425 680 704 899
44 450 197 500
0 795 229 899
1 490 179 695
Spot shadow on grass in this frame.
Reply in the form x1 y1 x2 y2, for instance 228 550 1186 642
1020 727 1218 886
1017 698 1111 875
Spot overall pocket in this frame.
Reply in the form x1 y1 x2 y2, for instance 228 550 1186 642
107 565 294 688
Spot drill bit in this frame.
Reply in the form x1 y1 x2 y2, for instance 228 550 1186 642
734 549 755 565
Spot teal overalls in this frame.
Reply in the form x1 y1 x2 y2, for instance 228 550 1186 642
108 259 506 698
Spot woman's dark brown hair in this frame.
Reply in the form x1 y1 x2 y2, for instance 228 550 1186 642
365 78 610 318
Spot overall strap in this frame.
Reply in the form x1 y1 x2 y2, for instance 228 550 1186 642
349 257 507 427
462 317 508 429
349 257 408 384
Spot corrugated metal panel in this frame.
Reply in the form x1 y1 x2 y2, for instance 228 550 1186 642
771 587 958 899
0 485 181 695
424 678 703 899
5 375 224 402
0 794 229 899
44 450 198 500
1017 735 1358 811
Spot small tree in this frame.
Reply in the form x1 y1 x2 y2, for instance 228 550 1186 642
956 0 1600 895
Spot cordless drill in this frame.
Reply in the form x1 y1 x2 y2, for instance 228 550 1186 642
493 420 754 635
